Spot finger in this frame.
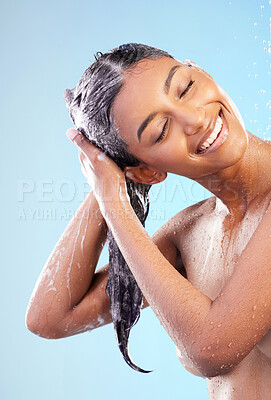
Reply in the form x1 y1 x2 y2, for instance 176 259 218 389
78 151 94 178
66 129 100 160
66 129 85 146
80 156 92 180
78 149 85 164
81 165 93 188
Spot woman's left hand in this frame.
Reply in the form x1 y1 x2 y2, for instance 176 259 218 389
66 128 129 207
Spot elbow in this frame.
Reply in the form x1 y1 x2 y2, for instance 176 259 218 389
196 360 235 378
191 346 237 378
25 311 63 340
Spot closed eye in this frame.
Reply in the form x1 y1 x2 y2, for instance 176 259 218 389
155 119 168 143
155 80 195 144
179 80 195 98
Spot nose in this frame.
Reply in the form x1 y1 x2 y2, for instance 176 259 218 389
174 105 206 136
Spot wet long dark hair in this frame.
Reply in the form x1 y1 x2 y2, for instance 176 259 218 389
63 43 173 372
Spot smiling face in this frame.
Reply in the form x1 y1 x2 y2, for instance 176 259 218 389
111 56 248 183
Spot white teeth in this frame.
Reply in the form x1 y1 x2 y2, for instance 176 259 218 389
199 115 223 151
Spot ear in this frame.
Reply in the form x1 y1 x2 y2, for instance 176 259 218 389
183 59 213 80
124 165 167 185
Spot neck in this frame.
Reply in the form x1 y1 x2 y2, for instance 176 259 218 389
195 132 269 222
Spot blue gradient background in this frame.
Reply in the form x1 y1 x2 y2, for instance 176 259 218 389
1 0 270 399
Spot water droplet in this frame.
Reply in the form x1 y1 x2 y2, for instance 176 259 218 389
228 342 232 347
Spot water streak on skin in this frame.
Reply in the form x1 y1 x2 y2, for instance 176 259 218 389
64 314 105 335
66 205 89 307
200 219 218 284
119 184 128 203
69 322 96 334
80 196 91 267
36 248 64 296
46 259 60 292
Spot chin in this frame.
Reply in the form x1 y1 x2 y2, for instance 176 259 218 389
218 126 248 170
194 128 248 179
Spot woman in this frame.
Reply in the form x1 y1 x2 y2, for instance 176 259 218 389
25 43 271 399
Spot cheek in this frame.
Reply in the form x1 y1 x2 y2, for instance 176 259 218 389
217 84 246 130
149 145 190 173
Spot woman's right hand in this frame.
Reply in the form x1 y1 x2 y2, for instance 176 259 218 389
67 129 129 213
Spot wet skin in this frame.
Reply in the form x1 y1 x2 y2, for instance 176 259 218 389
110 56 271 398
112 56 271 224
26 56 271 400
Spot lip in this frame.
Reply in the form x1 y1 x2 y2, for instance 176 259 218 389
196 109 229 155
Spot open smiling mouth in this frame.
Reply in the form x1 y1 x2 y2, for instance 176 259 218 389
196 109 229 155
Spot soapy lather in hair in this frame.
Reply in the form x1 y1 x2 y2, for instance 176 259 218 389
63 43 174 372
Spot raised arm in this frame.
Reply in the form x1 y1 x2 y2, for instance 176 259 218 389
25 176 185 340
70 130 271 378
25 190 109 338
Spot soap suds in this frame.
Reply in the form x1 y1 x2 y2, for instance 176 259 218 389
97 152 109 164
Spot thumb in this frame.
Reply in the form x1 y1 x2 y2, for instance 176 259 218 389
66 128 86 147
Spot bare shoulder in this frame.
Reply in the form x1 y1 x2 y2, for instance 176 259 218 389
151 196 216 272
155 196 216 243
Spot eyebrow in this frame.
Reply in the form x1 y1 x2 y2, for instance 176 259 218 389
137 64 182 142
